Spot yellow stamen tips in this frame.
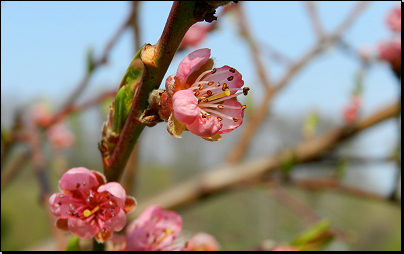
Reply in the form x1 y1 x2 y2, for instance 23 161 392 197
83 206 100 217
241 105 247 110
203 98 209 103
233 117 239 122
217 117 223 121
216 82 221 87
198 84 204 90
207 115 212 118
227 76 234 81
217 105 224 109
211 68 217 74
207 90 213 96
194 91 200 97
198 98 203 104
224 88 231 96
165 228 173 235
202 113 207 118
208 81 215 86
243 87 250 96
222 83 228 91
229 67 236 73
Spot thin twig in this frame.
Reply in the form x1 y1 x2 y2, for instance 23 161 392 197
1 149 31 189
304 1 325 39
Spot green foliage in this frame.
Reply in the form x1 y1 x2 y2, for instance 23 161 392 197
66 236 81 251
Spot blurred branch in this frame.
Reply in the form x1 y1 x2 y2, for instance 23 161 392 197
304 2 325 39
226 1 369 163
129 1 141 53
129 101 400 219
234 2 272 90
293 177 401 206
1 149 31 189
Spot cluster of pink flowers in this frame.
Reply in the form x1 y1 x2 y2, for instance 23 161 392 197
49 167 136 242
162 48 249 140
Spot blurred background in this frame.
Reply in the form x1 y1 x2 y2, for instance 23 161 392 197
1 1 401 251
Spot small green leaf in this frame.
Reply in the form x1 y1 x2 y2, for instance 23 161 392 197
66 236 81 251
86 47 95 74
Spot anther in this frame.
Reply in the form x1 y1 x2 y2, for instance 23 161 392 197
59 194 65 198
109 201 113 206
69 204 75 210
243 87 250 96
202 113 207 118
82 181 86 186
203 98 209 103
216 82 221 87
207 90 213 96
208 81 215 86
194 91 200 97
76 183 80 188
102 210 107 215
111 212 115 217
241 105 247 110
198 84 204 90
222 83 228 91
101 228 106 233
229 67 236 73
207 115 212 118
217 117 223 121
211 68 217 74
227 76 234 81
217 105 224 109
198 98 203 104
233 117 239 122
109 207 114 212
66 211 72 215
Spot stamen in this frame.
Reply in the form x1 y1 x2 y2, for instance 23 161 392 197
224 88 230 96
206 90 213 96
109 201 113 206
194 91 200 97
208 81 215 86
211 68 217 74
227 76 234 81
101 228 106 233
243 87 250 96
82 181 86 186
198 84 204 90
233 117 239 122
69 204 75 210
229 67 236 73
217 105 224 109
217 117 223 121
222 83 228 91
76 183 80 188
59 194 65 198
241 105 247 110
111 212 115 217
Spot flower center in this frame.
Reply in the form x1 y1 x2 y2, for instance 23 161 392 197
186 67 249 122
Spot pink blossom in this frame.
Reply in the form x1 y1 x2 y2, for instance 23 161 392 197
31 103 52 127
49 167 137 242
377 37 401 74
179 23 210 50
46 122 76 149
183 232 221 251
125 205 184 251
343 96 361 125
386 5 401 32
164 48 248 140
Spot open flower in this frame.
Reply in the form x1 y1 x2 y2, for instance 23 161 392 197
164 48 248 140
125 205 184 251
49 167 136 242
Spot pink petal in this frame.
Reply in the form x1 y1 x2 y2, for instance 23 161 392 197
104 208 127 232
135 205 163 229
68 217 99 239
49 193 61 216
172 90 199 125
98 182 126 209
208 65 244 95
176 48 211 82
59 167 100 191
186 115 222 138
126 228 149 251
217 100 244 134
155 210 183 235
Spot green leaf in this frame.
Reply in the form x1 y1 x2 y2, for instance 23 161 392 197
66 236 81 251
290 219 333 251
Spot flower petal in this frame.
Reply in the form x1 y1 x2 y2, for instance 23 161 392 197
208 65 244 95
59 167 100 191
172 90 199 125
217 100 244 134
126 228 149 251
124 196 137 214
186 115 222 138
98 182 126 209
176 48 211 82
68 217 99 239
104 209 127 232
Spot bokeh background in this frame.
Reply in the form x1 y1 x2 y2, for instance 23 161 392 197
1 1 401 251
